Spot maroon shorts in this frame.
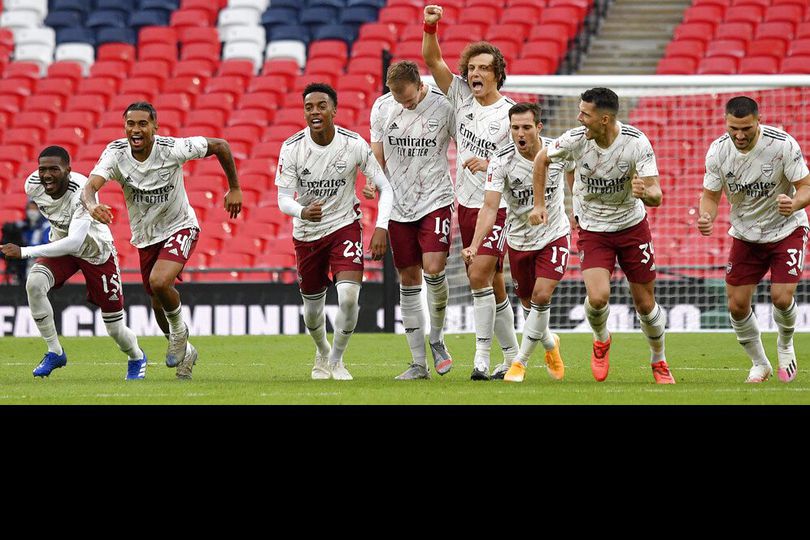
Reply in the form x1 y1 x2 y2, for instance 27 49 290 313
138 227 199 296
726 226 809 286
508 235 571 299
576 217 656 283
388 205 453 269
293 221 364 294
458 204 507 266
36 253 124 312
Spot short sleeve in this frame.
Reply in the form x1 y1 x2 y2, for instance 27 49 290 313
703 141 723 191
369 97 385 143
89 144 122 181
173 136 208 163
274 142 298 190
358 138 383 179
446 75 470 109
635 136 659 178
547 129 580 164
485 154 506 193
783 135 810 183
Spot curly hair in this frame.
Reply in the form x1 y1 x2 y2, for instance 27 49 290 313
458 41 506 89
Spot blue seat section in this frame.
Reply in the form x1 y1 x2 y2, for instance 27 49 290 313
128 9 171 29
84 9 129 29
96 26 137 46
309 0 348 8
266 0 305 9
55 26 96 45
51 0 93 16
140 0 181 10
339 6 378 25
313 24 359 46
94 0 134 12
347 0 386 6
300 7 338 28
44 10 84 29
261 7 299 27
267 25 311 46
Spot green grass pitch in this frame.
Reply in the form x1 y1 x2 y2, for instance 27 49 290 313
0 332 808 405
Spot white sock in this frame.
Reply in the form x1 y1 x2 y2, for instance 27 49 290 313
302 289 331 357
165 304 185 335
328 281 360 366
515 302 554 366
472 287 496 371
730 311 770 367
400 285 427 367
27 266 63 355
102 311 142 360
521 305 531 320
638 302 666 363
424 271 448 344
584 297 610 342
494 297 519 364
773 300 797 349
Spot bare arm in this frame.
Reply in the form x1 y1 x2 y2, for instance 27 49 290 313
529 146 551 225
632 175 663 207
697 187 722 236
462 190 501 263
205 137 242 218
82 174 113 224
778 174 810 216
422 5 453 95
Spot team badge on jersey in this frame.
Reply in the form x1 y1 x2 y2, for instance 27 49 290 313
726 262 733 274
617 161 630 175
158 168 172 181
335 160 347 174
427 118 438 132
761 163 774 178
488 121 500 135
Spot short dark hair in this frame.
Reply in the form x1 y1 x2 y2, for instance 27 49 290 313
459 41 507 90
302 83 338 107
38 145 70 165
123 101 158 122
725 96 759 118
509 102 542 124
581 88 619 115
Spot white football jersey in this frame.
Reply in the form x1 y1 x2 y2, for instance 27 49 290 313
370 85 455 222
446 75 512 209
549 122 658 232
90 136 208 248
274 125 384 242
486 137 571 251
25 171 115 265
704 125 810 243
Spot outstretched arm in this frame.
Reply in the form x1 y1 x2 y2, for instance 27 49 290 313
82 175 114 224
3 217 90 259
205 137 242 218
529 146 551 225
422 5 454 95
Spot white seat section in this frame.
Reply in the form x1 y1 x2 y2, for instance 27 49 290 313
265 40 306 69
0 10 42 29
217 7 261 31
5 0 49 22
13 27 56 48
227 0 270 15
223 41 263 73
13 43 54 75
54 43 95 76
222 25 266 49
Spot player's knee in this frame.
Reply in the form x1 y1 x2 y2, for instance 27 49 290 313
634 297 655 316
422 260 445 276
25 270 50 299
148 273 173 295
727 298 750 320
337 281 361 311
531 288 552 306
772 292 794 311
587 294 609 311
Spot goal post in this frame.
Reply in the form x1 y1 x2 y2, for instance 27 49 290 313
419 74 810 333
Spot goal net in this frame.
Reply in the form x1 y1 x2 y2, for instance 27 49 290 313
434 75 810 333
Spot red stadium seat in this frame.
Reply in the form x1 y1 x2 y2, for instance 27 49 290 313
179 26 220 47
196 92 236 113
180 43 221 70
293 74 337 92
4 62 41 81
173 59 216 78
723 6 763 24
25 94 64 115
539 7 584 38
748 39 788 60
781 55 810 73
247 75 289 99
682 5 726 25
12 111 53 134
75 144 109 162
672 22 716 44
180 0 222 21
501 6 543 34
46 61 84 83
528 24 571 51
97 43 137 64
664 40 705 61
305 57 346 77
346 56 385 80
336 73 378 98
228 108 274 127
250 142 281 160
47 127 87 155
0 79 32 98
205 76 247 100
76 77 119 100
443 23 485 43
89 127 127 144
697 56 738 74
131 60 172 81
738 56 779 74
260 59 300 85
458 7 499 33
262 124 301 143
657 57 699 74
511 57 555 74
89 60 131 80
139 26 179 47
110 92 156 111
308 40 348 62
239 92 280 114
2 128 42 151
55 111 97 130
715 22 754 41
754 21 796 43
357 23 398 48
163 76 206 95
788 39 810 56
705 39 747 58
154 92 194 113
764 5 804 24
184 108 227 130
378 6 421 29
350 39 391 60
170 8 215 27
239 158 275 177
486 24 529 49
216 60 255 84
